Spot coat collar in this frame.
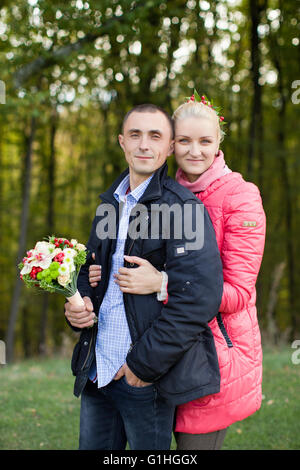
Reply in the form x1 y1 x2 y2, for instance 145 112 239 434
99 162 169 204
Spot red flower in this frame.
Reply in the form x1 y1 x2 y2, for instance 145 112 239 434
30 266 42 280
54 252 65 264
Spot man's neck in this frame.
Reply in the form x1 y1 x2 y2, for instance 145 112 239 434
129 173 154 191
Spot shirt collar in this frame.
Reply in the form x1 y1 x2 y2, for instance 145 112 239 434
114 173 154 203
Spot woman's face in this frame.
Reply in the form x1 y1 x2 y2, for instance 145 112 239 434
174 116 219 182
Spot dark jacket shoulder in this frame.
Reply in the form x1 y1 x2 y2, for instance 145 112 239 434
163 177 200 203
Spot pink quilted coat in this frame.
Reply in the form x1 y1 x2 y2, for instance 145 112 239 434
175 162 266 433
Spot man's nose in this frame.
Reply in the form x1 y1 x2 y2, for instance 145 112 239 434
139 134 150 151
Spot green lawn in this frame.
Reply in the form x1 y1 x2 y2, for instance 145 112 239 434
0 347 299 450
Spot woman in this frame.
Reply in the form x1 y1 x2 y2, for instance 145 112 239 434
89 94 266 450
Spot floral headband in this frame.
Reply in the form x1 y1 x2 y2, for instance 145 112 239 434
186 89 226 126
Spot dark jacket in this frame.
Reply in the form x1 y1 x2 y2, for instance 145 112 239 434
71 163 223 406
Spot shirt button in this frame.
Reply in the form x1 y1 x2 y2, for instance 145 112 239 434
83 341 88 346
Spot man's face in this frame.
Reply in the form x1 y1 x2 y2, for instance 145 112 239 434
118 111 174 186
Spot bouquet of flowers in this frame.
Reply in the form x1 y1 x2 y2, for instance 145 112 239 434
18 236 88 308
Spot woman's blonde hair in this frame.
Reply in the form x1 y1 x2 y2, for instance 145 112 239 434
172 101 225 143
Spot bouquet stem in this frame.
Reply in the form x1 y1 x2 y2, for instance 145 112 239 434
66 290 85 309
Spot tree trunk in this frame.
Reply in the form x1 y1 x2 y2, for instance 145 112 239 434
6 116 36 362
39 107 57 356
269 1 298 338
247 0 264 181
265 261 286 344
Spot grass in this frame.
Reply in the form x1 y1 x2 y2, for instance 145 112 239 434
0 347 299 450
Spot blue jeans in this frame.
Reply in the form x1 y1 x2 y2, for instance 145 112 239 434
79 377 175 450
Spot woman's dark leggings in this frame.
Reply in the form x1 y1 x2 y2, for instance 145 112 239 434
174 428 228 450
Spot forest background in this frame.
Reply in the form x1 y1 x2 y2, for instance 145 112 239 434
0 0 299 363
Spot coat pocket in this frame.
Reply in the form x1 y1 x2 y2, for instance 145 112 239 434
156 338 212 398
71 341 81 376
71 330 95 376
141 240 166 268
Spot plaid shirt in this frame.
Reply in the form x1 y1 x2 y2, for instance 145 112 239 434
90 173 153 387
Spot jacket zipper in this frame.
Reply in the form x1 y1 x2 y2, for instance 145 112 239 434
123 229 141 345
216 313 233 348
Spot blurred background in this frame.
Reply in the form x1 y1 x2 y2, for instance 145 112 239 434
0 0 299 364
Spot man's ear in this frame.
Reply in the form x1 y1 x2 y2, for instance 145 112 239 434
167 140 175 157
118 134 125 151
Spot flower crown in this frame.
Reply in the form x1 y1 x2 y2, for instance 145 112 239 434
186 89 226 126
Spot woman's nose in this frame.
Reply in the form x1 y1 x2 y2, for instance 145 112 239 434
189 142 202 157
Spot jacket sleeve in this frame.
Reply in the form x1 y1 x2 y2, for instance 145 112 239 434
219 181 266 314
77 214 99 300
126 199 223 383
65 213 99 333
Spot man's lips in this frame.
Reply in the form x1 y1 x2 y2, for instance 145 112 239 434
135 155 154 159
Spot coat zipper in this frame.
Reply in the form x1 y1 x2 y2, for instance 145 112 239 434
217 313 233 348
123 225 142 346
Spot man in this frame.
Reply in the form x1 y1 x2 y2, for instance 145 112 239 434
65 104 223 450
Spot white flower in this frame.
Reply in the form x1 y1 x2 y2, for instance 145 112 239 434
76 243 86 251
71 239 78 246
63 255 75 273
57 274 71 287
34 241 51 254
58 264 70 276
21 242 53 274
48 243 56 253
51 248 63 258
20 263 33 275
63 248 77 257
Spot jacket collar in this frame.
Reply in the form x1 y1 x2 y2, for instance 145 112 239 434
99 162 169 204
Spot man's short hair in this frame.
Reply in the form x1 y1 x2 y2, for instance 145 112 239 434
122 104 174 139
